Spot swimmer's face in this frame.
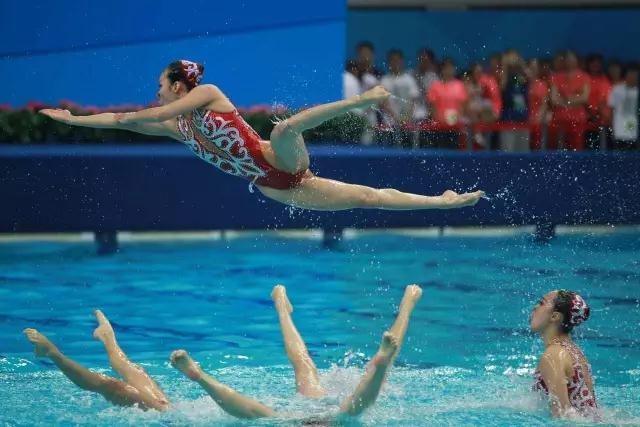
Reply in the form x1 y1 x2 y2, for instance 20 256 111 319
530 291 560 333
156 71 179 105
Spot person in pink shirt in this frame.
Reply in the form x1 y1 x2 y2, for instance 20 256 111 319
467 62 502 123
549 51 590 150
428 58 469 126
586 54 612 127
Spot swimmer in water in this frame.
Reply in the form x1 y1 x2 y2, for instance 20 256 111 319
24 310 169 411
170 284 422 419
39 60 483 211
530 290 599 420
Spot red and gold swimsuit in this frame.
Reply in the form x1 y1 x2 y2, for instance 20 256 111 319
177 109 309 190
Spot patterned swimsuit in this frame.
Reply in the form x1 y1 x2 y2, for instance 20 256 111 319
176 109 309 190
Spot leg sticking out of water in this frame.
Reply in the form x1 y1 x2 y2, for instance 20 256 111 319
171 350 277 419
23 328 149 409
272 285 326 398
93 310 169 410
339 285 422 416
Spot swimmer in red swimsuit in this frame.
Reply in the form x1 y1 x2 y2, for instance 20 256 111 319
40 60 484 211
529 290 599 420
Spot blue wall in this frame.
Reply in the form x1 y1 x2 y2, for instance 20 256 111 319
1 145 638 232
0 1 345 108
348 9 640 69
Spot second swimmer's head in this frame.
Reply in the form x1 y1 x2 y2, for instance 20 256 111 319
529 289 590 334
157 60 205 104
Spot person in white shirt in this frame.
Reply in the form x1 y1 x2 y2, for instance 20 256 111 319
413 48 439 120
343 60 362 101
380 49 420 126
608 65 639 149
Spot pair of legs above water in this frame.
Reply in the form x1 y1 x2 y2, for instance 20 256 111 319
24 311 169 411
170 284 422 419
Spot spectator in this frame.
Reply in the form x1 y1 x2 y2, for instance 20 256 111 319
380 49 420 126
356 41 382 91
586 54 612 125
527 58 551 149
550 50 590 150
466 62 502 123
428 58 468 126
343 60 362 100
500 50 528 122
489 53 503 87
413 48 439 120
608 64 639 150
607 60 623 85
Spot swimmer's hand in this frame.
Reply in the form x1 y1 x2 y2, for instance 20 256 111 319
39 108 73 124
438 190 485 209
358 85 391 104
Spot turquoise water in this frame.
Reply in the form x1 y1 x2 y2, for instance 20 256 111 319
0 232 639 426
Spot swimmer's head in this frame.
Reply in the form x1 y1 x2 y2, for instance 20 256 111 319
157 60 205 104
530 290 590 334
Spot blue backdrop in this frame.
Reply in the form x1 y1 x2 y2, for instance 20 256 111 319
0 1 346 108
347 8 640 69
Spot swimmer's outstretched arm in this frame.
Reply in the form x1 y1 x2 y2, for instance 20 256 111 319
116 84 228 124
39 108 174 137
170 350 277 419
339 285 422 416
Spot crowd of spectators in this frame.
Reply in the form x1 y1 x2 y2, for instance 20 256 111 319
344 41 639 150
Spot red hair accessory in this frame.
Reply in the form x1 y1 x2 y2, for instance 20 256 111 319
179 60 203 87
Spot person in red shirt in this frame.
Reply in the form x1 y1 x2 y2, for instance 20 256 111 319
549 51 590 150
428 58 469 126
586 54 612 127
467 62 502 122
528 58 551 150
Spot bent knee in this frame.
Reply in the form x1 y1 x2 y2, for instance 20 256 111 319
270 120 298 141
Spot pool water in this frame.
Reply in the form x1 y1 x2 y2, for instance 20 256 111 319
1 231 639 426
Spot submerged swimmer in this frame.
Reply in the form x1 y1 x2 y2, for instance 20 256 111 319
24 310 169 411
529 290 599 420
170 284 422 419
40 60 483 211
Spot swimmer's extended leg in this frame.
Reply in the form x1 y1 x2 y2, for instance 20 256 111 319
171 350 277 419
269 86 390 174
339 332 399 416
387 285 422 363
259 176 485 211
272 285 326 398
339 285 421 416
92 310 169 410
23 328 147 408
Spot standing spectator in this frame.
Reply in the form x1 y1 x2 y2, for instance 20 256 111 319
426 58 468 148
466 63 502 123
489 53 503 88
500 50 528 122
356 41 382 91
608 64 639 150
549 51 590 150
343 60 362 100
527 58 551 150
607 60 623 86
380 49 420 126
413 48 439 120
586 54 613 148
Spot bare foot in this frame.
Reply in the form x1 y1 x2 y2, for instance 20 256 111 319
360 85 391 103
440 190 485 209
92 309 115 343
170 350 202 381
271 285 293 314
403 284 423 305
23 328 57 357
372 332 399 366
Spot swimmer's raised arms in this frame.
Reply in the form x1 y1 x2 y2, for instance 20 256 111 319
40 59 484 212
